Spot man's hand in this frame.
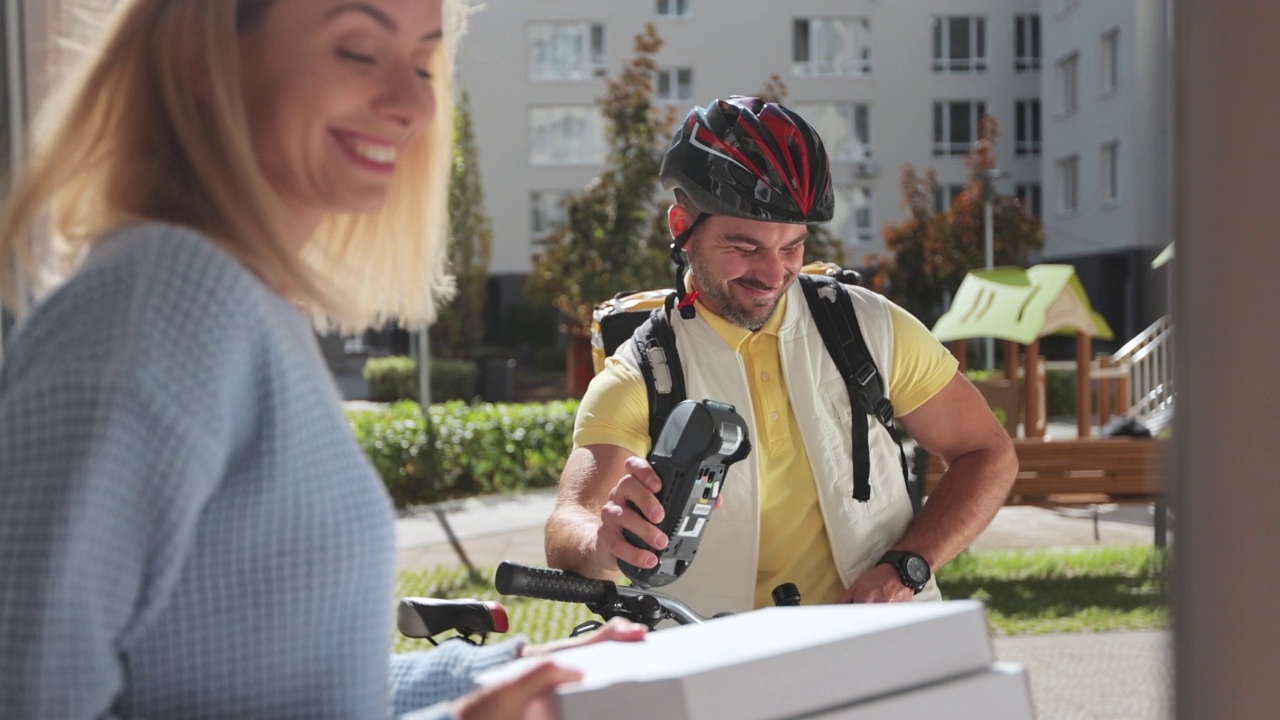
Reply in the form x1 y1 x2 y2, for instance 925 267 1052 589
837 564 915 604
596 456 669 570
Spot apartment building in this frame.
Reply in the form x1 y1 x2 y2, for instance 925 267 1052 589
458 0 1044 311
1040 0 1172 342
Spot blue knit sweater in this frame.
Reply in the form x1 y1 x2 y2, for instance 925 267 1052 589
0 224 520 719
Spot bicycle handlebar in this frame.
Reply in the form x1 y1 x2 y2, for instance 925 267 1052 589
495 561 712 627
494 561 612 605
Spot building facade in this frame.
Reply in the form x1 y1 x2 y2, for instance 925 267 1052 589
1039 0 1172 343
458 0 1044 310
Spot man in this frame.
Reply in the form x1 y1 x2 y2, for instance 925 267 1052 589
544 96 1016 616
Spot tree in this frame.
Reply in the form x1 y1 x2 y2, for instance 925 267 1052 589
525 25 673 330
875 116 1044 325
431 91 493 360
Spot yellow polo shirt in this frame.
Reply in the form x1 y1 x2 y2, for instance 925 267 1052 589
574 293 957 607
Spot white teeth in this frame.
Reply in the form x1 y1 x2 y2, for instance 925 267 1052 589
351 139 397 165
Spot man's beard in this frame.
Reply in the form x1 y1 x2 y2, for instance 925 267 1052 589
687 251 795 331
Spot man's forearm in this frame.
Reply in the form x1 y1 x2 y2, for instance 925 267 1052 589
544 506 623 581
894 444 1017 569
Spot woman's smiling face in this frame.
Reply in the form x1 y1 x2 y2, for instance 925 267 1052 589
237 0 443 239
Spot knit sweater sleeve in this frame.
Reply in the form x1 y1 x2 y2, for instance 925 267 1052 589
0 226 263 718
390 638 527 719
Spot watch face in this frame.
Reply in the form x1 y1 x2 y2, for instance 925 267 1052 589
905 556 930 583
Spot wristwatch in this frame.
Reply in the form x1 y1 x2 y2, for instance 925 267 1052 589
877 550 931 594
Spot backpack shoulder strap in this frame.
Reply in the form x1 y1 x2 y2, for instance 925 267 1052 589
798 275 909 505
633 300 686 446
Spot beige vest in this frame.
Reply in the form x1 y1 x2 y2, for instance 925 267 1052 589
616 281 941 616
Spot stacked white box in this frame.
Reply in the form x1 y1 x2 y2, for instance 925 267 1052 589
482 600 1031 720
809 662 1034 719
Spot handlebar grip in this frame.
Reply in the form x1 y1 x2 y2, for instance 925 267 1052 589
495 561 613 604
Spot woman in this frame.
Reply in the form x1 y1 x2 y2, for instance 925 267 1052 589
0 1 640 718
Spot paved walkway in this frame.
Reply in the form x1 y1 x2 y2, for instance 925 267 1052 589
394 488 1171 719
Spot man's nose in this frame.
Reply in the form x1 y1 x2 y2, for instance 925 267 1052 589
749 254 789 288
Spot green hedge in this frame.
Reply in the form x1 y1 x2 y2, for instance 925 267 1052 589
363 356 480 403
347 399 578 508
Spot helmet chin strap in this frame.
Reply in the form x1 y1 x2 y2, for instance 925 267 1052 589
669 213 709 319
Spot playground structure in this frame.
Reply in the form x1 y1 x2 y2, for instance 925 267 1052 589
924 265 1171 543
932 264 1120 439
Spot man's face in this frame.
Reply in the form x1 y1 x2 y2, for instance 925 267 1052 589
675 207 807 331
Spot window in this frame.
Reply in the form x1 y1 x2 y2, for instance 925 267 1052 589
832 187 874 243
793 18 872 77
531 191 573 236
932 184 966 212
792 102 871 161
1056 53 1079 115
933 101 986 157
932 16 987 74
1101 142 1119 204
1015 182 1042 219
656 0 690 18
528 107 607 165
1014 15 1041 72
1015 99 1041 157
529 22 605 81
1057 156 1079 213
1101 29 1119 94
656 68 693 102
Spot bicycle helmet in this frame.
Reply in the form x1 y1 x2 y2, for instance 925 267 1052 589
659 96 834 317
660 96 834 225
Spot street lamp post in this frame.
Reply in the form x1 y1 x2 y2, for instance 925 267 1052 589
980 168 1004 372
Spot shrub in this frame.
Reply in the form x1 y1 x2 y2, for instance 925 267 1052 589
1045 369 1076 418
347 399 579 508
432 360 480 402
364 356 418 403
363 356 480 403
347 401 438 508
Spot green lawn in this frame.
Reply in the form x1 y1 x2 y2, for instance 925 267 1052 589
938 544 1168 635
394 544 1168 652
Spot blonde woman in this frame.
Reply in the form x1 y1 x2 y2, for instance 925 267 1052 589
0 1 641 718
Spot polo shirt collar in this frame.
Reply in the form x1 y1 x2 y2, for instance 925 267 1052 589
695 293 788 351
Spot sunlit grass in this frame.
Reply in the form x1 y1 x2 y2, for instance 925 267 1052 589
939 544 1168 635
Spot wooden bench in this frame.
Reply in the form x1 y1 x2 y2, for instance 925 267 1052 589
917 437 1169 545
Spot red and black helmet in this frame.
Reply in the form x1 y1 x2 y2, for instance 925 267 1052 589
660 96 835 225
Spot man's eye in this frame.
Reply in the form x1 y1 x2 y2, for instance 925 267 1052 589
338 49 376 65
415 68 433 80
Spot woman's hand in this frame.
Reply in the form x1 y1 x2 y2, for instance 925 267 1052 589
451 659 578 720
519 616 648 658
452 618 647 720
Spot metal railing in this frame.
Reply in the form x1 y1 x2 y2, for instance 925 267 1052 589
1113 316 1174 422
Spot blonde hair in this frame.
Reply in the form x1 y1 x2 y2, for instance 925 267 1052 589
0 0 465 331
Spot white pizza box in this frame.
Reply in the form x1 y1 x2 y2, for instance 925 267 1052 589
484 600 997 720
808 662 1035 719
